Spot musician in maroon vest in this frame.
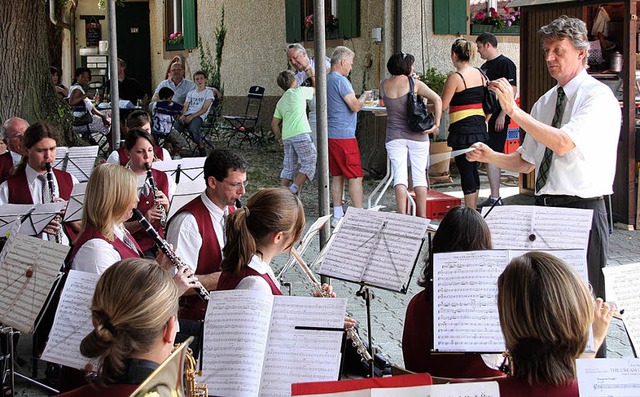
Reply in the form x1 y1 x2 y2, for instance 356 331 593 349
0 122 78 243
218 188 305 295
119 129 173 258
166 148 248 320
0 117 28 183
69 164 145 274
106 110 169 165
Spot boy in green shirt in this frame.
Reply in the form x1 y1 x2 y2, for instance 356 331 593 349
271 70 317 195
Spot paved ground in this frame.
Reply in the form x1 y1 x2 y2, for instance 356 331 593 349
8 170 639 395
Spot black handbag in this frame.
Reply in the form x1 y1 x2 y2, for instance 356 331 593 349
406 76 435 133
477 67 499 115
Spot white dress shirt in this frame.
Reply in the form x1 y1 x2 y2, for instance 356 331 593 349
10 151 21 166
166 192 225 273
518 69 621 197
236 254 281 294
106 148 172 165
71 224 126 274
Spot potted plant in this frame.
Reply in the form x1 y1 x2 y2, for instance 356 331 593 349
471 6 520 35
418 68 452 181
305 13 339 41
165 31 184 51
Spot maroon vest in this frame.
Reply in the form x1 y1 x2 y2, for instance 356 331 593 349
218 267 283 295
70 226 143 264
7 168 74 204
0 152 14 184
131 169 170 251
172 196 234 320
117 146 164 166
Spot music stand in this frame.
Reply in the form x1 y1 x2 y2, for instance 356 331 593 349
0 227 70 396
152 157 206 185
317 208 429 377
64 146 99 182
63 182 87 223
0 202 65 238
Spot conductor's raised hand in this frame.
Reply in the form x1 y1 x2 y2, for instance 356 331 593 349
466 142 495 164
488 78 516 115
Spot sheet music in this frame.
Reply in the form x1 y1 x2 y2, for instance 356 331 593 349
603 263 640 354
41 270 99 369
371 382 499 397
53 146 69 170
577 358 640 396
0 204 34 236
27 201 67 235
318 208 429 292
433 249 590 352
482 205 593 250
260 296 345 396
203 290 274 397
63 182 87 222
0 233 68 334
202 290 345 397
65 146 99 182
152 157 205 184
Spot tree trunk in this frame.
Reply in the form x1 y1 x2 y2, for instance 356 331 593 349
0 0 74 144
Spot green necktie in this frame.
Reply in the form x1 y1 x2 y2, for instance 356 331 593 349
535 87 566 192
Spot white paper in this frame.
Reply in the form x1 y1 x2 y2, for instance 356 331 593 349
482 205 593 250
41 270 99 369
65 146 99 182
371 382 499 397
603 263 640 354
433 249 589 352
152 157 205 184
63 182 87 222
0 233 68 333
27 201 67 235
318 208 429 292
53 146 69 170
202 290 345 397
577 358 640 396
0 204 34 236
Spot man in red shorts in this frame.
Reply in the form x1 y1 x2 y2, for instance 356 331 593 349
326 46 372 227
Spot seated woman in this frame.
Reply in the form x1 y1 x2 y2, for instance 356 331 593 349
217 187 305 294
106 110 170 165
59 258 180 397
491 252 614 396
68 67 110 129
403 206 504 378
120 129 174 258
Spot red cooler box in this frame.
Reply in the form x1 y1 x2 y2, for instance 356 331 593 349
407 190 461 219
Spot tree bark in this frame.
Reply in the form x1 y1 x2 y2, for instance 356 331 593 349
0 0 74 144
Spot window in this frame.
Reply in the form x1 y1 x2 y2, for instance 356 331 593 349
165 0 197 51
433 0 520 36
285 0 360 43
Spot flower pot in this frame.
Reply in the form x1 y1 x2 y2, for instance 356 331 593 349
166 42 184 51
470 24 520 36
429 141 452 178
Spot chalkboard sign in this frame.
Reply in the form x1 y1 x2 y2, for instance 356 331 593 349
86 19 102 47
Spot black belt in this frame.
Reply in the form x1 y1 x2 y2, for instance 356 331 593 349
534 195 603 207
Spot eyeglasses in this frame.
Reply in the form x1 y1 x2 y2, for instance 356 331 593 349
222 180 249 189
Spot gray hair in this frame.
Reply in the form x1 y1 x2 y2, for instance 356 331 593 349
539 16 589 63
330 46 355 66
286 43 306 54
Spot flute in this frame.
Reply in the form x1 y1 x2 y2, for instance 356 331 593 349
132 209 210 301
144 163 168 229
290 248 373 362
44 163 63 244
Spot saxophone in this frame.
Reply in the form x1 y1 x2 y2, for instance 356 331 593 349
45 163 64 244
144 163 168 230
183 347 208 397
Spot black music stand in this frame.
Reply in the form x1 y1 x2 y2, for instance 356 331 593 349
317 208 429 377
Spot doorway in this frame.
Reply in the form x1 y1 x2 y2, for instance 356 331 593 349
116 1 152 96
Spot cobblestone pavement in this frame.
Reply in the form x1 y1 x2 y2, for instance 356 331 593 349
10 173 639 395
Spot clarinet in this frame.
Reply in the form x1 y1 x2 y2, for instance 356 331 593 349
45 163 63 244
132 209 210 301
144 163 168 229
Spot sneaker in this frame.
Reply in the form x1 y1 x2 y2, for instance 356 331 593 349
330 216 341 228
477 197 503 210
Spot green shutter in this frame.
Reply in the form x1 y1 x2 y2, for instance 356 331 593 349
433 0 467 35
285 0 302 43
183 0 197 49
338 0 360 39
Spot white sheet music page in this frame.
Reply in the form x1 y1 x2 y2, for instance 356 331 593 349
28 202 67 235
202 289 274 397
53 146 69 170
64 182 87 222
0 204 34 236
483 205 593 250
577 358 640 396
41 270 99 369
318 208 429 292
0 233 68 334
260 296 346 396
371 382 500 397
433 248 589 352
603 262 640 354
66 146 99 182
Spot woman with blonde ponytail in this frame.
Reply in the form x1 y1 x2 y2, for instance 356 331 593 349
217 187 305 294
59 258 180 396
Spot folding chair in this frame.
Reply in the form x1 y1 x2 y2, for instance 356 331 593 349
222 86 265 147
